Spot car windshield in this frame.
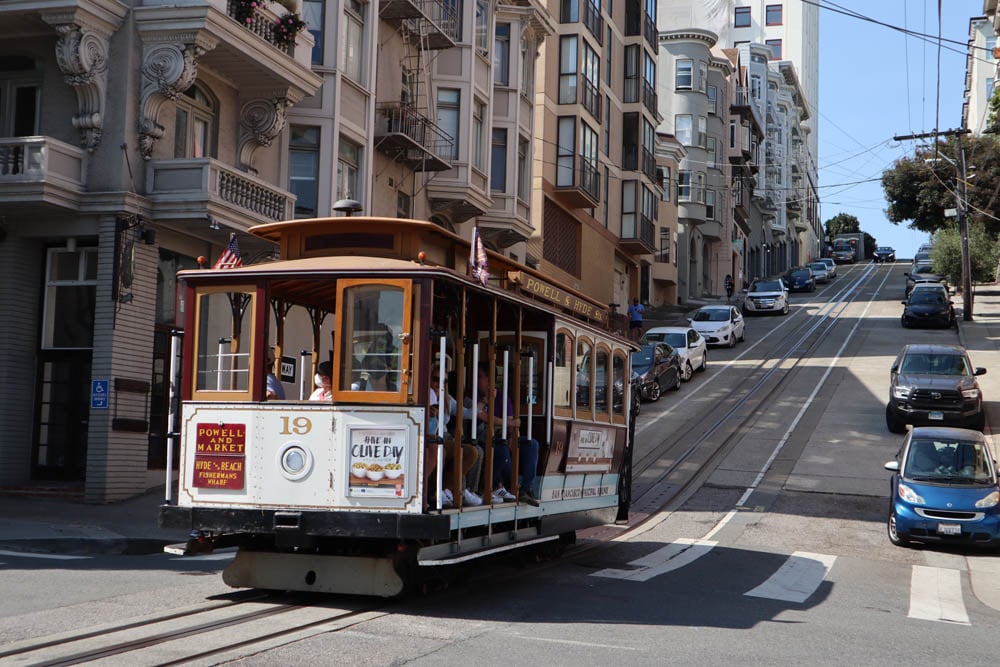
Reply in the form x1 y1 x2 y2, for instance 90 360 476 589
909 291 945 306
693 309 729 322
900 352 970 375
809 263 826 272
903 438 994 484
750 280 783 292
914 252 930 262
657 332 687 348
914 265 936 276
788 269 810 279
878 247 893 252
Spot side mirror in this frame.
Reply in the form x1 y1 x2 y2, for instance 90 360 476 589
890 364 899 373
687 317 693 324
884 461 900 472
975 367 987 376
901 301 907 305
904 272 911 278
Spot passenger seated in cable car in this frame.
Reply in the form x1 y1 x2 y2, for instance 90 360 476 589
426 368 483 508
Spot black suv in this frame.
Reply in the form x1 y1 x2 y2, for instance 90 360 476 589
886 344 986 433
873 246 896 263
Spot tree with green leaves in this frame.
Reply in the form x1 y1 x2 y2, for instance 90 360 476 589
882 135 1000 236
929 222 999 288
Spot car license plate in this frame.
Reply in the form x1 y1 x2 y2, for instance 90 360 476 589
938 523 961 536
929 411 944 421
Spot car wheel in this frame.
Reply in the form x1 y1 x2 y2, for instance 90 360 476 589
727 333 736 348
648 379 661 402
885 404 907 434
681 361 693 382
697 352 707 372
887 512 910 547
738 328 745 342
672 370 682 391
900 315 909 328
781 301 789 316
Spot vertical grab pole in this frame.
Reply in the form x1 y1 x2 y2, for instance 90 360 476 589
165 329 183 503
299 349 309 400
436 335 446 511
546 361 553 444
216 338 228 391
501 349 509 440
471 344 480 442
526 354 534 441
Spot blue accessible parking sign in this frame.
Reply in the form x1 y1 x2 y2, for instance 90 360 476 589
91 379 109 409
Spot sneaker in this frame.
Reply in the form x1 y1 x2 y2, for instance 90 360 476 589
492 486 516 503
440 488 454 508
462 488 483 506
519 489 540 506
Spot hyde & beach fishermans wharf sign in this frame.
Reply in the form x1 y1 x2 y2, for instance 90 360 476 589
507 271 608 325
192 423 247 489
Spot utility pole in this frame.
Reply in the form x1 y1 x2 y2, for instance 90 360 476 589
893 128 973 321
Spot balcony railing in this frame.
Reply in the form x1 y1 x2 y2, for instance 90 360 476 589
374 103 453 172
147 158 293 222
643 12 657 52
226 0 295 57
641 147 656 182
555 154 599 206
379 0 460 49
621 212 655 252
0 137 84 183
641 80 657 117
732 87 751 109
582 0 604 43
581 77 601 122
624 75 639 104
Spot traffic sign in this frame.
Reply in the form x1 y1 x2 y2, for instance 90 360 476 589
91 379 109 409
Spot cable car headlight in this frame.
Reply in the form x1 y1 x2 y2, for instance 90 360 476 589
277 443 312 480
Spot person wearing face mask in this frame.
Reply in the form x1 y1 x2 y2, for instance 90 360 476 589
309 360 333 401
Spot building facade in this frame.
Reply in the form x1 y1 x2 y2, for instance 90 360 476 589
964 15 996 135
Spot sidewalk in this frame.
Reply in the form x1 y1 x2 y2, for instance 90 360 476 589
4 286 1000 556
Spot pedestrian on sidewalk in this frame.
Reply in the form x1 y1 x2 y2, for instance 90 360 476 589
724 274 734 303
627 297 645 342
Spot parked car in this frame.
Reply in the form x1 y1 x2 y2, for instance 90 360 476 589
912 251 931 266
901 287 954 329
885 344 986 433
783 267 816 292
808 261 831 284
873 246 896 263
884 427 1000 547
612 372 642 417
640 326 708 381
905 263 946 297
743 278 790 316
689 305 746 347
629 343 682 402
817 257 837 278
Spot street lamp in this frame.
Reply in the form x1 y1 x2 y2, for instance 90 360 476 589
925 150 974 321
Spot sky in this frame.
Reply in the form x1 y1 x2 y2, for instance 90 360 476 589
818 1 982 258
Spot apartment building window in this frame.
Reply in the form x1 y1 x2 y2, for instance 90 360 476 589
437 88 460 159
559 36 578 104
337 136 362 201
694 172 705 203
734 6 750 27
582 42 601 119
659 227 670 263
705 189 716 220
729 119 737 149
624 44 640 102
698 61 707 93
750 74 762 99
302 0 324 64
289 125 320 218
697 116 707 148
42 247 98 349
557 116 576 186
521 39 534 96
707 85 718 114
622 179 637 235
472 99 486 169
397 191 412 218
707 136 717 168
444 0 462 40
560 0 579 22
766 4 782 25
766 39 782 60
659 166 671 201
677 170 691 201
605 27 613 85
476 0 489 54
491 128 507 191
675 58 692 90
603 167 610 228
517 136 529 201
174 83 216 158
603 96 611 153
642 184 656 225
0 61 40 136
495 24 510 85
343 0 367 82
582 121 598 166
675 114 692 146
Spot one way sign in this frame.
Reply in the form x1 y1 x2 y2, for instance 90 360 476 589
91 379 109 409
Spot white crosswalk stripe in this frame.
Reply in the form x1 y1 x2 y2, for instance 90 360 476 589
744 551 837 603
908 565 970 625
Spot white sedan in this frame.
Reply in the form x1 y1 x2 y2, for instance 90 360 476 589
640 326 708 381
688 305 745 348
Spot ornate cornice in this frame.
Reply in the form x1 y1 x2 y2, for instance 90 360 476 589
238 96 291 171
138 39 217 159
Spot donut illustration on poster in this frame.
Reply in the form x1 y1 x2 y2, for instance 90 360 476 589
347 426 408 497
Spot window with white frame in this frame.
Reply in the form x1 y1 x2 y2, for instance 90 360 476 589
336 136 362 201
659 166 671 201
622 179 636 233
491 127 507 191
750 74 762 99
437 88 460 160
697 116 707 148
707 136 717 169
705 189 715 220
698 61 707 93
557 116 576 186
677 170 691 201
517 136 529 201
729 119 737 149
343 0 367 82
476 0 489 55
675 58 692 90
582 121 598 165
289 125 320 218
675 114 692 146
642 184 656 223
302 0 325 64
495 23 510 85
42 247 98 349
658 227 670 263
174 83 216 158
473 99 486 170
559 36 578 104
694 171 705 203
707 85 718 114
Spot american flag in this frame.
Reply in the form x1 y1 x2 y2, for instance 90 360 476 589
468 226 489 287
213 233 243 269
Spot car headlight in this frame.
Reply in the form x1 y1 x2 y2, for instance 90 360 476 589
893 385 912 400
962 388 980 399
976 491 1000 508
897 483 925 505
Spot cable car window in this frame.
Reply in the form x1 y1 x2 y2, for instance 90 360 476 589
554 330 573 410
194 288 255 396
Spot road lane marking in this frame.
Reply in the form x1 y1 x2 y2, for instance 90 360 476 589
501 632 638 651
909 565 969 624
744 551 836 603
591 538 716 581
0 549 90 561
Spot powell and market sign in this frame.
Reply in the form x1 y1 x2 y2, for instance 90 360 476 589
507 271 608 325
